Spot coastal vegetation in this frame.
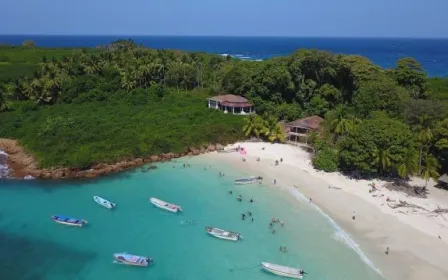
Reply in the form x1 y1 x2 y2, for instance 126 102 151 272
0 39 447 180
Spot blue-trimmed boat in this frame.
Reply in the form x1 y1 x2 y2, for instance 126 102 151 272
51 215 88 227
113 252 153 267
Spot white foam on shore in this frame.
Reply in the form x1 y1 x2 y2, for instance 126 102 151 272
220 53 255 61
0 150 9 178
286 186 382 276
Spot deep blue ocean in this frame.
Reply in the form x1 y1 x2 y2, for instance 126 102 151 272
1 35 448 77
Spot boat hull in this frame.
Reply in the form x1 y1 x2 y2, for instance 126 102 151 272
113 253 151 267
205 227 240 241
51 216 87 227
261 262 303 279
150 198 181 213
93 196 115 209
234 176 262 185
234 180 259 185
217 149 236 153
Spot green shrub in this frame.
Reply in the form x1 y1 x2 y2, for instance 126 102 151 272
312 148 339 172
0 90 245 168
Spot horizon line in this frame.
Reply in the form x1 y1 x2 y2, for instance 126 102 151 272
1 34 448 40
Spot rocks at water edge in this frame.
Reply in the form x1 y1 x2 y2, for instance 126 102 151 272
0 139 224 180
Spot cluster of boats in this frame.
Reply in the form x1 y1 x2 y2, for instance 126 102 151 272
50 183 306 277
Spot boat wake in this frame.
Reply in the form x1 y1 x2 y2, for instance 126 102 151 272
286 187 382 276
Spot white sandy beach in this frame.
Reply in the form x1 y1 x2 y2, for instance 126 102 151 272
205 142 448 280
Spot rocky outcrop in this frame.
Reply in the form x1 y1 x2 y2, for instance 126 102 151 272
0 138 227 180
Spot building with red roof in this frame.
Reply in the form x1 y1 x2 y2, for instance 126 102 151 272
285 115 325 143
207 94 255 115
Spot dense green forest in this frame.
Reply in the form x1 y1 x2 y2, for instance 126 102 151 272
0 39 447 184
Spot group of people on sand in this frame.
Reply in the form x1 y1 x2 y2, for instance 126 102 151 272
274 158 283 166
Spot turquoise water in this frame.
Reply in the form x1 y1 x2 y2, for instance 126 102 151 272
0 157 382 280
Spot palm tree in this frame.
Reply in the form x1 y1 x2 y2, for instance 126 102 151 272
242 114 263 138
420 154 440 190
0 89 11 112
373 147 393 175
267 124 285 143
417 125 433 172
330 105 353 137
397 149 419 179
261 114 285 143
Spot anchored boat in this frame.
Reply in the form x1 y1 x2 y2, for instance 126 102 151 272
205 227 242 241
113 252 153 267
217 148 237 153
234 176 263 185
51 215 88 227
261 262 306 279
93 196 116 209
149 197 182 213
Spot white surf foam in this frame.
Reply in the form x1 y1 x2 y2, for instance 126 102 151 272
286 186 382 275
0 150 9 178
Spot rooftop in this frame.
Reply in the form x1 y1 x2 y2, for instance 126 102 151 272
439 174 448 184
286 115 325 130
208 94 249 103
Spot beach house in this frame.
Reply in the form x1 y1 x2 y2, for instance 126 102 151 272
207 94 255 115
437 174 448 190
285 115 324 143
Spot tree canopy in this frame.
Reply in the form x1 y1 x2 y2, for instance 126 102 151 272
0 40 447 178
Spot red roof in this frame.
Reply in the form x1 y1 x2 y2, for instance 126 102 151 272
286 116 324 130
208 94 252 106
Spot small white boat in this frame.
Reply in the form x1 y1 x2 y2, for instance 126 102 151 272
234 176 263 185
217 148 237 153
149 197 182 213
205 227 242 241
261 262 306 279
93 196 116 209
113 252 152 267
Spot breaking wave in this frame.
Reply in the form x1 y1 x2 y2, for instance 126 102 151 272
0 150 9 178
287 186 382 276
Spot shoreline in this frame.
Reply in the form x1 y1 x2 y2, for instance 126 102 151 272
205 142 448 280
0 138 222 180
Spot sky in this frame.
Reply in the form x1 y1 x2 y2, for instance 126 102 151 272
1 0 447 38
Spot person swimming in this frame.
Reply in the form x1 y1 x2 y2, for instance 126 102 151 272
249 198 254 203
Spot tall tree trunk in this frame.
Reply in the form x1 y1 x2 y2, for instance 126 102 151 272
418 145 423 174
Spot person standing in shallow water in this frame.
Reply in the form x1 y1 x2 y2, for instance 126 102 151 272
352 210 356 220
